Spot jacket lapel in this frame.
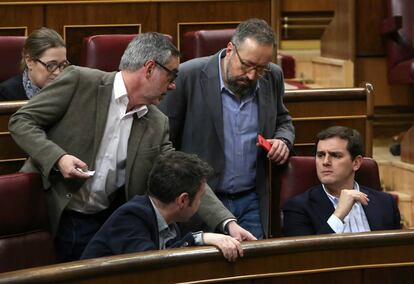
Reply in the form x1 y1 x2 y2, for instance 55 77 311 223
201 53 225 149
125 113 149 190
144 195 160 249
92 74 115 167
310 186 336 225
257 78 271 135
361 187 380 230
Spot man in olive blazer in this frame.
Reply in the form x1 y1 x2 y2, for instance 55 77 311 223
9 33 248 262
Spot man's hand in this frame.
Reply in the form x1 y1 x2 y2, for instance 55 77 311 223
57 154 91 179
203 233 243 262
227 221 257 241
260 139 290 165
334 189 369 221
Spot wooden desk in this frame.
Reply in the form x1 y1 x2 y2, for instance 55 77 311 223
0 230 413 283
285 83 374 157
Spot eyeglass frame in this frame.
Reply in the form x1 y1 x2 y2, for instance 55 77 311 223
35 58 71 73
154 60 178 83
231 42 271 76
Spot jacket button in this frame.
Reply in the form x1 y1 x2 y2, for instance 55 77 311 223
66 193 72 199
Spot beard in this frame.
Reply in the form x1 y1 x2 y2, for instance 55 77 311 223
224 60 257 98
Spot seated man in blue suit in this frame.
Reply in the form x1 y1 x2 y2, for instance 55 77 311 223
81 151 243 262
283 126 401 236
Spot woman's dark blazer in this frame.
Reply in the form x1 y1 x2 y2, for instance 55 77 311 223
0 74 27 101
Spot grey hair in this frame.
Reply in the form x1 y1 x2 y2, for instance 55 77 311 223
232 18 277 47
119 32 180 71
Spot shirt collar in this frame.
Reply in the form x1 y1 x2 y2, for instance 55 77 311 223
149 196 169 233
322 181 360 205
114 72 148 118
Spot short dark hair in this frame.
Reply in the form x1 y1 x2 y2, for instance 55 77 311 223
315 126 364 159
232 18 276 47
148 151 213 204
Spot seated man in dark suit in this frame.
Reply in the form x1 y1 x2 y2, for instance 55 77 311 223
283 126 401 237
81 151 243 262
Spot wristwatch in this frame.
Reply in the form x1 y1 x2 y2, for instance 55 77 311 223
192 231 204 245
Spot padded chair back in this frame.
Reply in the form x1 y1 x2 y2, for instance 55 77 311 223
278 156 381 209
181 29 235 62
383 0 414 83
79 34 174 72
272 156 381 236
0 36 26 82
181 29 296 78
79 34 138 72
0 172 55 272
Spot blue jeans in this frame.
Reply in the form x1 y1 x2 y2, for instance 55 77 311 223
217 190 264 239
55 188 125 262
54 209 111 262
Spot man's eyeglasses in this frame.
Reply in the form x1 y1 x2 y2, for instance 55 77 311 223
154 60 178 83
231 42 271 77
35 58 70 73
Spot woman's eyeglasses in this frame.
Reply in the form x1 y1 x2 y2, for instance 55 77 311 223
35 59 71 73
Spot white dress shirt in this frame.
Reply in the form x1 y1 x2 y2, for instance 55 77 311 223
68 72 148 213
324 182 371 234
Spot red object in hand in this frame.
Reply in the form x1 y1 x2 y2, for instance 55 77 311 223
258 134 272 152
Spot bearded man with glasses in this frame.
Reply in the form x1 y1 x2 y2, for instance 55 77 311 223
160 18 295 239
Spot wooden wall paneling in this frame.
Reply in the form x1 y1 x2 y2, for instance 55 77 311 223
355 58 414 107
271 0 281 47
0 27 27 36
158 0 272 47
320 0 355 60
311 56 354 87
401 126 414 164
287 99 367 117
280 12 332 41
176 22 239 53
293 118 367 155
45 3 157 65
281 0 335 12
285 87 372 157
356 0 387 56
363 266 414 284
365 82 374 157
0 134 26 161
0 5 43 34
63 24 141 65
0 160 25 175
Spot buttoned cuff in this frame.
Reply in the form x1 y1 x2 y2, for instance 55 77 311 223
327 214 345 233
